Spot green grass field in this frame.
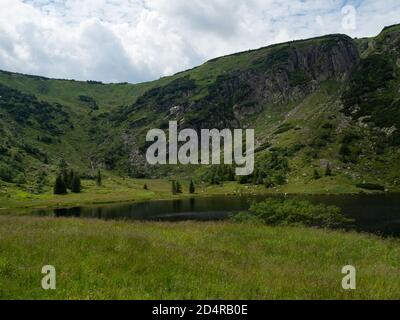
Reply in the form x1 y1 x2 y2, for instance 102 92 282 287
0 216 399 299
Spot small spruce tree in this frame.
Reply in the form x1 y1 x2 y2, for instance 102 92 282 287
325 163 332 177
54 174 67 195
171 181 177 195
71 174 81 193
189 180 195 194
210 173 216 185
59 158 68 186
227 167 235 181
313 169 321 180
143 183 148 190
66 169 74 189
96 169 102 186
176 181 182 194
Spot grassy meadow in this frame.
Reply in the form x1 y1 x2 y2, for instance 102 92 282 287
0 216 399 299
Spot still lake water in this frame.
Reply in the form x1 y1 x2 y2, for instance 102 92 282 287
33 194 400 237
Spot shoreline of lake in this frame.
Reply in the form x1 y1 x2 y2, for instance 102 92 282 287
1 188 397 213
13 193 399 237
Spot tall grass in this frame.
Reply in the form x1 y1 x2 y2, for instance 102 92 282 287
0 216 399 299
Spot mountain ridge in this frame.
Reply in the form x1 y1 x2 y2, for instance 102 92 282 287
0 33 355 85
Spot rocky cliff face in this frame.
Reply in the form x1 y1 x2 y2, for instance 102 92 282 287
137 34 360 130
110 34 362 174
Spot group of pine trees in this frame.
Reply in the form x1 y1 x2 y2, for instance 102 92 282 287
207 165 236 185
53 159 82 194
54 163 102 195
204 152 291 188
171 180 195 195
171 180 182 195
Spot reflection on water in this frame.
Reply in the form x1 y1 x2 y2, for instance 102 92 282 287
34 193 400 237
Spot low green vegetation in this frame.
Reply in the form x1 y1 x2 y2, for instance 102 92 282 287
232 199 353 229
342 52 400 146
356 183 386 191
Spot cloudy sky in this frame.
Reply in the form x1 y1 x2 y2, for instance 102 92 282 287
0 0 399 83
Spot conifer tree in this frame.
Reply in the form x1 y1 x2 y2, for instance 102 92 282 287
96 169 102 186
59 158 68 186
176 181 182 194
171 180 177 195
325 163 332 177
189 179 195 194
54 174 67 195
227 167 235 181
71 173 81 193
67 169 74 189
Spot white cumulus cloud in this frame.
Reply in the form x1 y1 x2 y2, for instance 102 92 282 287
0 0 398 83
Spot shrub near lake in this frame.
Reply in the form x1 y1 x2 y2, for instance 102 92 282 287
232 199 353 229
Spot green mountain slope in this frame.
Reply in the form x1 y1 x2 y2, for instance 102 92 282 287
1 24 400 193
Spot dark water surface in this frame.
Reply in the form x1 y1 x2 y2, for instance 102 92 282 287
32 193 400 237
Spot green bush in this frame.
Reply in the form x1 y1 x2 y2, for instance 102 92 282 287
205 165 236 185
274 123 294 135
78 95 98 110
356 183 385 191
0 164 14 183
273 173 286 186
313 169 321 180
232 198 352 229
341 54 400 145
251 150 290 187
